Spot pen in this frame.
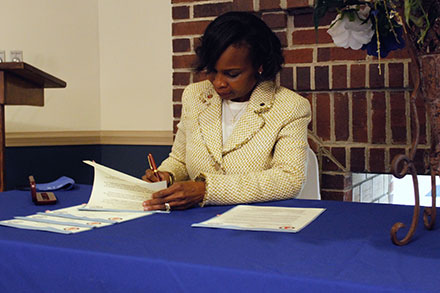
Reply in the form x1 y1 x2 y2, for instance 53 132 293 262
147 153 160 180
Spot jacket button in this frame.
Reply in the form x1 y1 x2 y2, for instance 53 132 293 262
260 103 265 106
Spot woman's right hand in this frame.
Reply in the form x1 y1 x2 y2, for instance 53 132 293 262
142 169 171 184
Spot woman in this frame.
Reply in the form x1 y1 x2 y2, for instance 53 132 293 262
143 11 311 211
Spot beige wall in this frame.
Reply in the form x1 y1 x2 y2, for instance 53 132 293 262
1 0 172 134
98 0 172 131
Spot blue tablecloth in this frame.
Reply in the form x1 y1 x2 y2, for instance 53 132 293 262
0 185 439 292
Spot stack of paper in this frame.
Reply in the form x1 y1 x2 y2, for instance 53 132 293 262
0 161 167 234
192 205 325 233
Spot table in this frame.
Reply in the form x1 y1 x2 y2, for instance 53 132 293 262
0 185 439 292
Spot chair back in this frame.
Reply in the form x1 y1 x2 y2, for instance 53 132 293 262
297 148 321 200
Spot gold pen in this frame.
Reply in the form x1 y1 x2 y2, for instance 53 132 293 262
147 153 160 180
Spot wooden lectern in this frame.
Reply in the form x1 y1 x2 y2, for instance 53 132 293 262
0 62 66 191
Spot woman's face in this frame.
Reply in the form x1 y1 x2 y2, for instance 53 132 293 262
207 44 259 102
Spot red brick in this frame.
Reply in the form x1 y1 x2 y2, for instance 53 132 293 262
307 137 318 152
194 3 232 18
303 93 313 131
173 38 191 53
369 63 385 88
232 0 254 11
408 61 415 88
322 147 346 172
292 29 332 45
280 67 293 89
173 88 184 102
322 174 351 190
173 120 180 134
321 190 352 201
385 47 410 59
390 91 407 144
343 190 353 201
369 148 385 173
284 48 313 64
334 92 349 141
296 66 310 91
350 147 366 172
315 66 329 90
316 93 331 141
371 91 386 144
414 148 429 174
173 54 196 69
261 13 287 29
415 92 427 144
173 104 182 119
332 65 347 89
322 153 340 172
294 11 337 28
317 48 330 62
352 92 368 143
388 63 404 88
172 6 189 20
193 37 201 50
319 47 367 62
260 0 281 10
275 31 288 47
286 0 311 9
193 71 208 82
172 20 211 36
173 72 190 86
350 64 366 89
332 147 347 169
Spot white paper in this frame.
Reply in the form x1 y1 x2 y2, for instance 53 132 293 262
192 205 325 233
15 214 113 228
42 204 155 223
83 160 167 211
0 218 92 234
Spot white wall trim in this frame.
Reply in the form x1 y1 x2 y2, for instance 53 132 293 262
5 130 174 147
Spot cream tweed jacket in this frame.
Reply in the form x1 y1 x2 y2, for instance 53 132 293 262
158 80 311 206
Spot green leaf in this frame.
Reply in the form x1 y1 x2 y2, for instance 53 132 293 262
404 0 411 25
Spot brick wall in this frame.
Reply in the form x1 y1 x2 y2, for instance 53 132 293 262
171 0 429 201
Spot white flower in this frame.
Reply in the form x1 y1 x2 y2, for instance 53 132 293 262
327 6 374 50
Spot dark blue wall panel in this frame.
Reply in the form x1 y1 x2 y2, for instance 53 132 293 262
100 145 171 179
5 145 172 190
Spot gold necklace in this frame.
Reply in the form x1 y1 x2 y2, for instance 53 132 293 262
224 100 248 124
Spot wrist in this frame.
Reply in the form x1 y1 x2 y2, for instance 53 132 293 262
194 173 207 207
167 172 175 187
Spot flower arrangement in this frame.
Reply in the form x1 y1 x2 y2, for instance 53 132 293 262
314 0 440 57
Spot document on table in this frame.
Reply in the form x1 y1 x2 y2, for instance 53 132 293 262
42 204 153 223
192 205 325 233
0 204 155 234
0 218 93 234
83 160 167 211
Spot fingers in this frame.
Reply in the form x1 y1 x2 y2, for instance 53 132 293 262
142 181 205 211
142 169 159 182
142 170 170 184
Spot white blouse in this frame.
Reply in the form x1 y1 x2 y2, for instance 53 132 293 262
222 99 249 145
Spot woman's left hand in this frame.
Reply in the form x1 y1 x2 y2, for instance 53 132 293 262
143 181 206 211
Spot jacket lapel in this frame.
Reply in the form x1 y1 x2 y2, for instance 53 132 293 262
198 90 223 166
222 81 275 155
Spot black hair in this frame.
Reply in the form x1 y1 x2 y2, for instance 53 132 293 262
194 11 284 81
